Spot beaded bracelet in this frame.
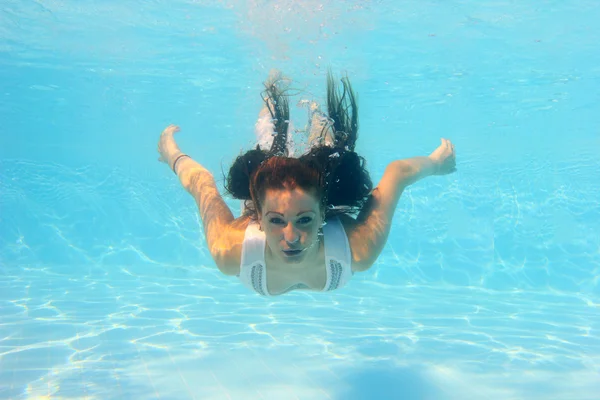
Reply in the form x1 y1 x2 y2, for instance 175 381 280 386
172 154 190 174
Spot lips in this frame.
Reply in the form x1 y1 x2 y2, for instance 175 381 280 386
283 249 304 256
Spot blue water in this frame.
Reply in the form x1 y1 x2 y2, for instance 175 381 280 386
1 1 600 399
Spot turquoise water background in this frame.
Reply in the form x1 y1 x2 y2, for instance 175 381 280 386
1 1 600 399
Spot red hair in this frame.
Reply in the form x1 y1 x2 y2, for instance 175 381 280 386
249 156 324 216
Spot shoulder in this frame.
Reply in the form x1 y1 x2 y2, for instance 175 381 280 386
335 213 358 233
334 213 374 273
213 215 252 276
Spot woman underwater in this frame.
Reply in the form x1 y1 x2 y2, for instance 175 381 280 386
157 70 456 296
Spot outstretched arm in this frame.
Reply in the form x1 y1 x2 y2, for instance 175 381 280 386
345 138 456 272
158 125 239 276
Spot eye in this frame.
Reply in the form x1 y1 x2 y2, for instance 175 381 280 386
269 217 285 225
298 216 313 224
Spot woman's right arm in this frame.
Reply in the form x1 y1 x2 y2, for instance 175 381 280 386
158 125 241 276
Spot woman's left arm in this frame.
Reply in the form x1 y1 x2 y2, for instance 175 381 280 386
345 138 456 272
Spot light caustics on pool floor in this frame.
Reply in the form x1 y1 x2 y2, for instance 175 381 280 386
1 160 599 399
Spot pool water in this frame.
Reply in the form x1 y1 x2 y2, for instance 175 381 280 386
1 1 599 399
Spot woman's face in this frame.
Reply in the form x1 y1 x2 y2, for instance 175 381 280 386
258 187 323 265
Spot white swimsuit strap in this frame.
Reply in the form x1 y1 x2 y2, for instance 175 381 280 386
239 222 270 296
321 216 353 291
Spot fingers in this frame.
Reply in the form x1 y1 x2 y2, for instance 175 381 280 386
436 138 457 174
162 124 180 136
441 138 455 156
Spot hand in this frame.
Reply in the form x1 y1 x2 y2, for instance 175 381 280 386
428 138 456 175
157 124 181 165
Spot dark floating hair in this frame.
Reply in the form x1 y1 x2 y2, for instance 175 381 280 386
225 71 372 218
326 69 358 152
299 146 372 216
262 80 290 157
304 69 369 215
224 78 290 200
225 145 267 201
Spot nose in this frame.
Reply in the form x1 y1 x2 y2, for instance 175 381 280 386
283 222 300 244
